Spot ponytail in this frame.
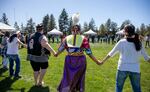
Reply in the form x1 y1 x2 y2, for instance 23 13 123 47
9 34 17 43
124 24 142 51
133 33 142 51
127 33 141 51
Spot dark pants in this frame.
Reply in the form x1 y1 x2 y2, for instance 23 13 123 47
7 54 20 77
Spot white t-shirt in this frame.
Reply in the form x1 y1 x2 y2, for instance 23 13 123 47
7 37 19 55
108 38 150 73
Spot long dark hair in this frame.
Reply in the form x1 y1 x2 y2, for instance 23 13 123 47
9 34 17 43
4 32 10 37
125 24 142 51
71 25 81 34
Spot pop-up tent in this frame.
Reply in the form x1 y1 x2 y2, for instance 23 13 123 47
0 22 15 31
0 31 4 35
83 29 97 35
47 28 63 35
116 29 124 35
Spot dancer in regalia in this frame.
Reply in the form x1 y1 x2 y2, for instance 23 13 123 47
56 13 101 92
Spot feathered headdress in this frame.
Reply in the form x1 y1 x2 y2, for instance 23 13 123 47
72 13 80 25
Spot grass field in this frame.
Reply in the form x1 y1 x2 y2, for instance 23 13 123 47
0 43 150 92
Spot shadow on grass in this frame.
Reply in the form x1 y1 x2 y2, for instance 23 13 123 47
0 77 25 92
0 67 8 76
28 86 50 92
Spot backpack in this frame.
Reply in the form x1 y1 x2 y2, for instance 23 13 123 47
27 32 50 56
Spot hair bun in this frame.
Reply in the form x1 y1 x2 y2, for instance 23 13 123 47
72 13 80 25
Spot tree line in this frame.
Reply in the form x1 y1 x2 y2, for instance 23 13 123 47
0 8 150 36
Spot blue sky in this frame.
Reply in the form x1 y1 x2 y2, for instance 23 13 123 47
0 0 150 28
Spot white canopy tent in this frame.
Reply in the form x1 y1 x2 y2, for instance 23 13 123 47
0 32 4 35
0 22 15 31
83 29 97 35
116 29 124 35
47 28 63 35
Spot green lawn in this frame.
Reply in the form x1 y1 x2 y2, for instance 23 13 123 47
0 43 150 92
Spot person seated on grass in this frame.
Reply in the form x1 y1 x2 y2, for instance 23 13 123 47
101 24 150 92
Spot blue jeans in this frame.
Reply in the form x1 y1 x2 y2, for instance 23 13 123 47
7 54 20 77
116 70 141 92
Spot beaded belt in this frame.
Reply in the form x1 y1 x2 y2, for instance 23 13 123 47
68 52 84 56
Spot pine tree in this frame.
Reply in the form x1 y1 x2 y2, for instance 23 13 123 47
68 17 73 35
99 24 107 36
58 8 69 35
136 27 140 34
14 21 20 31
21 23 25 33
48 14 56 31
105 19 118 34
110 21 118 35
42 14 49 33
120 20 131 30
83 22 89 32
1 13 9 25
25 18 35 33
146 24 150 35
105 18 111 32
140 23 146 35
89 18 96 31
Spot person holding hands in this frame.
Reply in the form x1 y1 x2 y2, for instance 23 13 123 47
56 13 101 92
101 24 150 92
